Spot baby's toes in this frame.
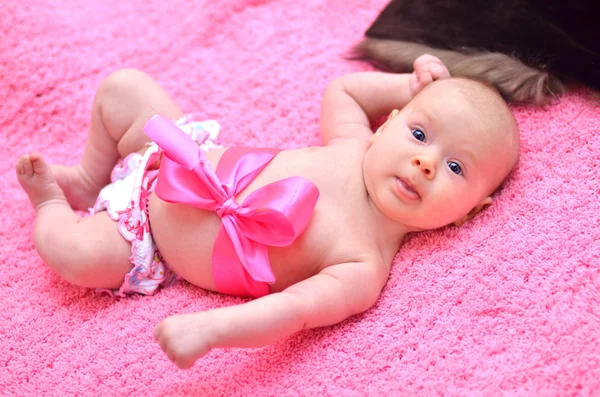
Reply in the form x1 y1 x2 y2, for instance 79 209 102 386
16 154 57 187
16 155 34 178
30 154 50 173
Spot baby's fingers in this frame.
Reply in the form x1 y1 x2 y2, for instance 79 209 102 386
154 327 169 359
175 355 196 370
413 54 441 70
418 69 434 87
409 69 433 98
428 63 450 81
409 71 420 98
413 54 450 82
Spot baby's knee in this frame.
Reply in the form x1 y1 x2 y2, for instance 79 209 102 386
97 68 152 101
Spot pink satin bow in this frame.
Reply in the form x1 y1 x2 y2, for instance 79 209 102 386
143 115 319 298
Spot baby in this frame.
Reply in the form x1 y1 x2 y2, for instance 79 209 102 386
16 55 519 369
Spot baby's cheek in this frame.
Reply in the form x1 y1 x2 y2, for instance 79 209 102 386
430 193 471 226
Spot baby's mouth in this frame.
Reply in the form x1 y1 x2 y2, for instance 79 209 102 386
396 177 420 200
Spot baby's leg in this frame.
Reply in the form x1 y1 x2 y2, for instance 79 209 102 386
53 69 184 210
18 154 132 288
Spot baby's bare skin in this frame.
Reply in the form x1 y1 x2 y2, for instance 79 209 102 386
150 140 397 294
17 56 520 369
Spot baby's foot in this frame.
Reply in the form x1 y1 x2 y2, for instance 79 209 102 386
16 154 69 211
51 164 104 210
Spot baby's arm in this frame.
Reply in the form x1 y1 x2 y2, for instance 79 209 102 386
154 261 387 369
320 54 450 144
320 72 412 144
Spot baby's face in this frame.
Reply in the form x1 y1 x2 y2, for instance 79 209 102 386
364 79 519 231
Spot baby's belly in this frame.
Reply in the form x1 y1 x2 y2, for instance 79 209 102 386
148 192 322 294
148 192 221 292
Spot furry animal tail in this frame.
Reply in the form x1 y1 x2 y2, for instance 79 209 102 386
350 38 565 104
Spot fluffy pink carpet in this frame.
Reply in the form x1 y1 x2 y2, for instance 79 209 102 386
1 0 599 395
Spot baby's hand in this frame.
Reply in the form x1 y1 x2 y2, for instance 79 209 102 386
154 312 214 369
409 54 451 98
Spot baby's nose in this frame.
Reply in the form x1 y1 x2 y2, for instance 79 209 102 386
411 156 435 179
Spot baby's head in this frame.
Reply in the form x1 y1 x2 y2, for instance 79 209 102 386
364 77 520 231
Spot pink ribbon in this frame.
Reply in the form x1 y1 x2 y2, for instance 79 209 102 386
143 115 319 298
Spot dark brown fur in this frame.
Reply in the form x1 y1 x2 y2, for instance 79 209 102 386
350 0 599 103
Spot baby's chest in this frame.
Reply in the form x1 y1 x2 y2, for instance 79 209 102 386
267 184 376 279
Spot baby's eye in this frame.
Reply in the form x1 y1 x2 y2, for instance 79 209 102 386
448 161 462 175
412 129 426 142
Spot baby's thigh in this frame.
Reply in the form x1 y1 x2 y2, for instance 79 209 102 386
55 212 133 289
96 68 185 156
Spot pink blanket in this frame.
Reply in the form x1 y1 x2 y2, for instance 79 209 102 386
1 0 599 395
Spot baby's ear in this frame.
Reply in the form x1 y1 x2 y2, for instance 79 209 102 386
370 109 400 144
453 196 493 227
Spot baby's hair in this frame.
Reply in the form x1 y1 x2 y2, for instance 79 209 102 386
419 77 518 137
445 77 510 118
459 78 521 195
454 78 518 135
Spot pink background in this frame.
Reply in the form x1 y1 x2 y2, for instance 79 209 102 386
1 0 599 395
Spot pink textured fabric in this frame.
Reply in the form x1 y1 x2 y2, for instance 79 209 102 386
1 0 599 395
144 115 319 298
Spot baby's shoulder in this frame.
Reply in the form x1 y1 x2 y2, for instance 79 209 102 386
320 137 370 165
